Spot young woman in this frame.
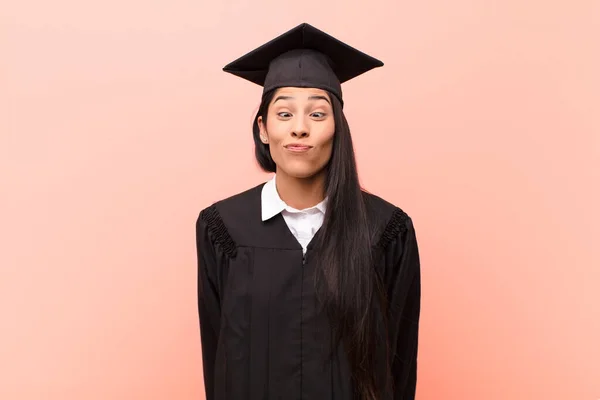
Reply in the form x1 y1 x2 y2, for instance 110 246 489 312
196 23 421 400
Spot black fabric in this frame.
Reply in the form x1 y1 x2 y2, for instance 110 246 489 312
196 183 421 399
222 23 384 105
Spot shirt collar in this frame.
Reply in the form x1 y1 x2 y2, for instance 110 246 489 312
261 175 328 221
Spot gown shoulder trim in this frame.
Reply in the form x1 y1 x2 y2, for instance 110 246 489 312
375 207 409 252
200 204 237 258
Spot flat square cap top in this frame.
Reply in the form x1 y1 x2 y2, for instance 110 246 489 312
222 23 383 105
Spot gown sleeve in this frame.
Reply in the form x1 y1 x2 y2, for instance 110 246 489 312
381 210 421 400
196 205 235 400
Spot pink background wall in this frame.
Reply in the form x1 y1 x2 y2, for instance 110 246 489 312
2 1 599 399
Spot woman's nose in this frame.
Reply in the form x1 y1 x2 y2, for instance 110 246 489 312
291 117 309 137
292 130 309 137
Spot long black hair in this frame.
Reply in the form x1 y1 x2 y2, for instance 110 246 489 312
252 89 391 400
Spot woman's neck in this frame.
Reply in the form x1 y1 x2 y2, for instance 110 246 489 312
275 169 326 210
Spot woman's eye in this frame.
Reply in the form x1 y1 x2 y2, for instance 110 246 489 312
277 112 292 118
311 112 326 118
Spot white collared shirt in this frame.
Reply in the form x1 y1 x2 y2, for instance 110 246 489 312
261 175 327 254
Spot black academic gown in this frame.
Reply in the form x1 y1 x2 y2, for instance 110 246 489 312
196 183 421 400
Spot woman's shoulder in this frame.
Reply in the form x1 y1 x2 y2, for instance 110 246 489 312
196 182 266 252
361 190 414 250
200 182 264 218
361 190 411 225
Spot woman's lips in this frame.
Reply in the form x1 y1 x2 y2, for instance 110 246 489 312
285 145 312 152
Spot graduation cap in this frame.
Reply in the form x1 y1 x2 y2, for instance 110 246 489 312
223 23 384 106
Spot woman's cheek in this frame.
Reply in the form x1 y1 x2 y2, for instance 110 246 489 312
321 147 334 166
270 147 282 165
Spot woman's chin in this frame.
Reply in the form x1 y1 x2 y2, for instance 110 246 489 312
279 165 325 180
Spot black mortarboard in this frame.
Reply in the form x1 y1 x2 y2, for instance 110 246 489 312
222 23 384 106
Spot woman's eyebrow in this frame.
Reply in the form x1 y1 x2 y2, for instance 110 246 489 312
273 95 294 103
273 95 331 104
308 95 330 104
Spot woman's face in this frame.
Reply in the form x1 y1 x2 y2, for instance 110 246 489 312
258 87 335 180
